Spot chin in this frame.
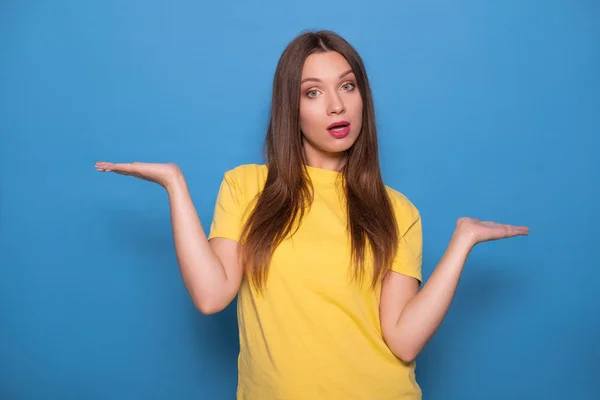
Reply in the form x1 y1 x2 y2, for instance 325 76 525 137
323 136 358 153
303 130 360 156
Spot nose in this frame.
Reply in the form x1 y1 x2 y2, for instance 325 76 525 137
327 93 346 115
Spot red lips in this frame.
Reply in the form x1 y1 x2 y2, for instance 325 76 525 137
327 120 350 130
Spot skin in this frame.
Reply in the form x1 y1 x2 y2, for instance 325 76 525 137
299 51 362 171
94 51 529 363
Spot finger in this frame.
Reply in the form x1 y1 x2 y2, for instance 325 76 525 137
502 225 515 237
94 161 112 170
516 226 529 235
506 223 528 231
487 225 516 239
485 221 528 232
505 225 529 236
95 161 121 172
110 163 134 172
98 162 135 173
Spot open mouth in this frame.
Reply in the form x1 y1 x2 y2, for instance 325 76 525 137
327 121 350 131
327 121 351 138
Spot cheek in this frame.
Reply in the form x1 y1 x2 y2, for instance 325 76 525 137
350 95 363 116
347 96 363 129
299 102 322 133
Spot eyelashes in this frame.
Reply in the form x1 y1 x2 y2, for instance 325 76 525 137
341 82 356 91
305 82 356 99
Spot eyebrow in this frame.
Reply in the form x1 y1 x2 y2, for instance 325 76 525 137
301 69 354 84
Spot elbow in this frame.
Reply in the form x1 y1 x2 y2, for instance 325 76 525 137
388 341 419 363
187 280 236 315
196 302 224 315
382 330 420 363
394 347 419 364
192 295 227 315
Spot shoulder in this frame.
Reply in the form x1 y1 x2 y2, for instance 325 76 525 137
385 185 421 229
220 164 268 204
223 163 268 184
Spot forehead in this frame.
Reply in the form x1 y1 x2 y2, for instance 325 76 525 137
301 51 353 80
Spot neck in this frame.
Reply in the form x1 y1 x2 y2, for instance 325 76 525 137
303 147 346 172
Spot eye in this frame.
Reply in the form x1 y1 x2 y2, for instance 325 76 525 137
306 89 321 98
341 82 356 91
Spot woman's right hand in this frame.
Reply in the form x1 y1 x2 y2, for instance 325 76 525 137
95 161 182 189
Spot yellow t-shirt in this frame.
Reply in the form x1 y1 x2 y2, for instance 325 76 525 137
208 163 423 400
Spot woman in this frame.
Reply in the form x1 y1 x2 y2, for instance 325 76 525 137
95 30 528 399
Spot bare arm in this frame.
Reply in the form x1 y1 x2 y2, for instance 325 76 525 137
95 161 244 315
380 231 471 362
167 173 243 314
380 217 529 362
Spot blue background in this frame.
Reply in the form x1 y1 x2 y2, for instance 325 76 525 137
1 1 598 399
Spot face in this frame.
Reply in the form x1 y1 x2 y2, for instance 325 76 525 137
299 51 363 169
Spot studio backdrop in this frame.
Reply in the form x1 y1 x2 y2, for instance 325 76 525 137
1 1 598 399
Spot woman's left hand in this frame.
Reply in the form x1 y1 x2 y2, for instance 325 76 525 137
456 217 529 247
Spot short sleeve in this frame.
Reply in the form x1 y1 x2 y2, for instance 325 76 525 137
208 172 244 242
391 212 423 285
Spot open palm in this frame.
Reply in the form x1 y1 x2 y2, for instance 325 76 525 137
95 161 181 188
457 217 529 246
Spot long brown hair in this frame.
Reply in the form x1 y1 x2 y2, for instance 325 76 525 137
240 30 399 292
